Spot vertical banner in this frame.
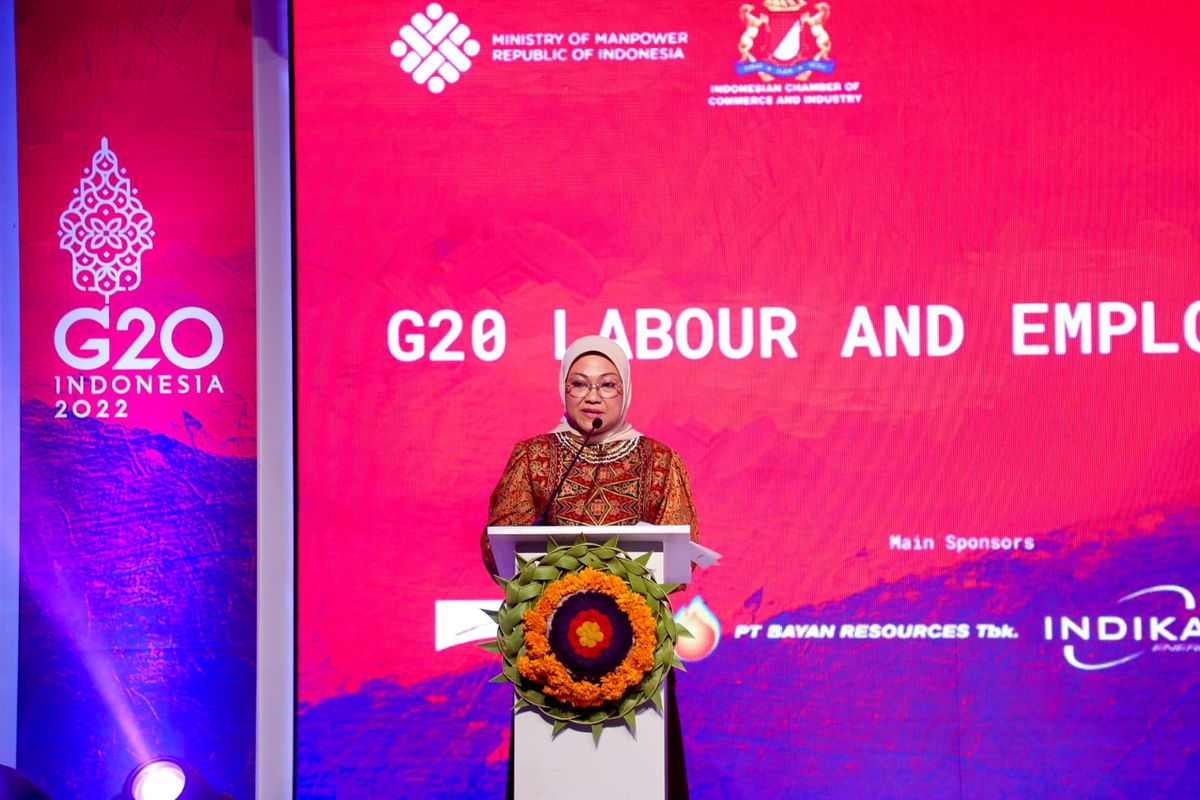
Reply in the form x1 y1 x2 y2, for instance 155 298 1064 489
15 1 257 796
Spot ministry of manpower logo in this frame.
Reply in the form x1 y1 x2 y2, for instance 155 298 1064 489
390 3 481 94
1045 584 1200 671
52 138 225 421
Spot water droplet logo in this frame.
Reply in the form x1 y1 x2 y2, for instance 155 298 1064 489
674 595 721 661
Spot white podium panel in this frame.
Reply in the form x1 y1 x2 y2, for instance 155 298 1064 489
487 526 682 800
513 692 667 800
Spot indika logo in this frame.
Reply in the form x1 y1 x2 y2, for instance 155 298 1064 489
735 0 834 82
390 3 481 95
58 137 154 303
1044 584 1200 671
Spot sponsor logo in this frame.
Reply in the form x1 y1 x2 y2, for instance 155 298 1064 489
52 138 225 421
490 30 688 65
389 8 690 89
434 600 501 651
390 3 481 95
675 596 721 661
1044 584 1200 671
736 0 833 82
710 1 862 108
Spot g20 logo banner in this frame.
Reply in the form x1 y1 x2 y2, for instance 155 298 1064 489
50 138 226 422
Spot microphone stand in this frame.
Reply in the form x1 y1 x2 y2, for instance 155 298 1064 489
535 418 602 526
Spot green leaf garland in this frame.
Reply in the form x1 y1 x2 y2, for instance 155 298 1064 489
483 537 683 740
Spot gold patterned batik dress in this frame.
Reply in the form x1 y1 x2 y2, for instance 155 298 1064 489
481 433 700 573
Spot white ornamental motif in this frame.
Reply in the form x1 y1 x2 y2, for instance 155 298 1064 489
390 3 481 94
58 137 155 304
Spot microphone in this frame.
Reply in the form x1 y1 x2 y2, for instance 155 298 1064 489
536 418 601 526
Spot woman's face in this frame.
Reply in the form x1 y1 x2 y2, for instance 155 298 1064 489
564 354 623 436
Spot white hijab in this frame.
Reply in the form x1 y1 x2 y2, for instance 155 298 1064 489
550 335 643 445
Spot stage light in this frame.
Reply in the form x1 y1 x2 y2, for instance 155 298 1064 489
0 764 52 800
128 760 186 800
120 758 226 800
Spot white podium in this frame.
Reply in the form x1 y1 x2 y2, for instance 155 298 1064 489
486 525 693 800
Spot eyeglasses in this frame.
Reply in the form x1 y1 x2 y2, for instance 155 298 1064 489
565 379 623 399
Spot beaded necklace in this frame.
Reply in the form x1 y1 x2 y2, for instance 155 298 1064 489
553 431 642 465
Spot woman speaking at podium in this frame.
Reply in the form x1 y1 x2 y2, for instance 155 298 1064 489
482 335 700 573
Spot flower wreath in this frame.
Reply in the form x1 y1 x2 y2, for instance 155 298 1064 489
482 537 689 741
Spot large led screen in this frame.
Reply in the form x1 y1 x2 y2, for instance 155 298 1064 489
293 2 1200 796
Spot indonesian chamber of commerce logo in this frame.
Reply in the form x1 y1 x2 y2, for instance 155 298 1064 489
58 137 155 303
52 138 226 422
736 0 833 82
390 3 481 94
1044 584 1200 671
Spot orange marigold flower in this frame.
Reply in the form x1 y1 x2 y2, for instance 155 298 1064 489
514 564 666 709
